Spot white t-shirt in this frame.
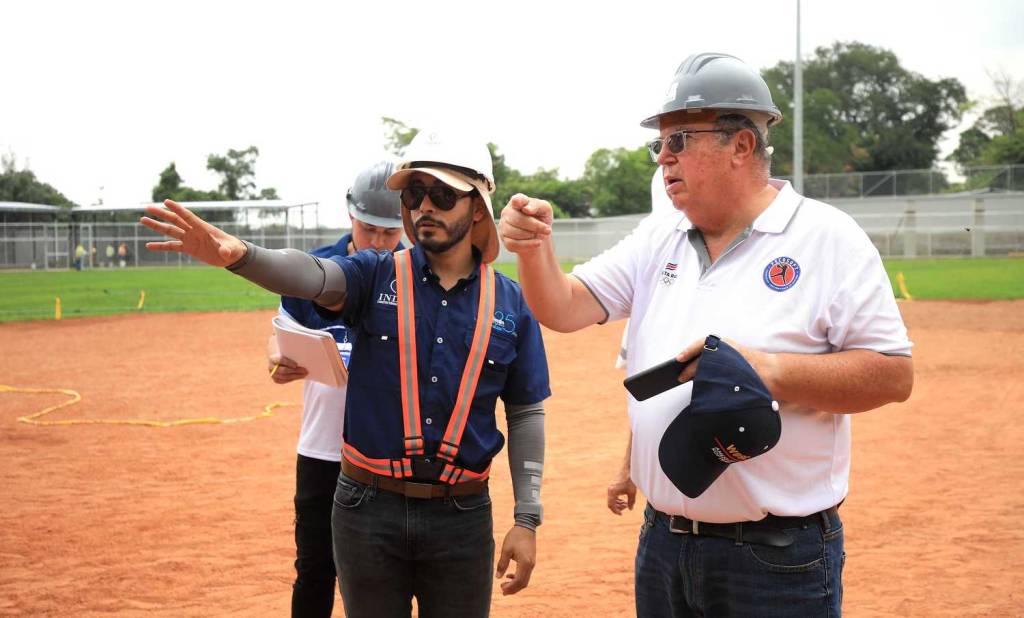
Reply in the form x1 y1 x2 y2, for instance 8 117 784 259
279 307 347 462
574 179 912 522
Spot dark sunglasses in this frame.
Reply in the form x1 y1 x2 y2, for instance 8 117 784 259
646 129 730 161
400 184 477 211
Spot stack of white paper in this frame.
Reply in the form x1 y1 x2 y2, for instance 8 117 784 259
272 315 348 387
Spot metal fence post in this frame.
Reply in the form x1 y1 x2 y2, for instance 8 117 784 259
903 201 917 258
972 198 985 257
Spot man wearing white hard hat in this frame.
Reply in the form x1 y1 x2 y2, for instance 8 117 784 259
140 130 550 618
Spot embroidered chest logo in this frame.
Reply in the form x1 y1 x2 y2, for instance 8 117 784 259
492 310 517 335
660 261 679 286
762 256 801 292
377 279 399 306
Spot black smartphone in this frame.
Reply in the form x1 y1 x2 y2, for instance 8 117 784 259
623 357 692 401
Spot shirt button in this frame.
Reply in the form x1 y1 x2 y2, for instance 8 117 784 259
422 277 427 282
436 337 444 344
431 376 438 383
425 418 433 425
441 300 448 307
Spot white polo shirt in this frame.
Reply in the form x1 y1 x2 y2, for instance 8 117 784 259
573 180 912 522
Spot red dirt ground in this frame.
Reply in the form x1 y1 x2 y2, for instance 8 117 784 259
1 301 1022 617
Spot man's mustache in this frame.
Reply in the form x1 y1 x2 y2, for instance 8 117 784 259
415 217 447 232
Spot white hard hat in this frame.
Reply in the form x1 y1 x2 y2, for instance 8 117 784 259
386 130 499 263
391 130 495 191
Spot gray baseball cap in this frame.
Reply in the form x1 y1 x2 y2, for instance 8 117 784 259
347 160 403 228
641 52 783 129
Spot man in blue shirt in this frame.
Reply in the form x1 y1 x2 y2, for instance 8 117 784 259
141 131 550 618
267 160 403 618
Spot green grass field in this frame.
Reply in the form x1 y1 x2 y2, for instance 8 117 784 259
1 258 1020 323
884 257 1024 300
0 268 279 322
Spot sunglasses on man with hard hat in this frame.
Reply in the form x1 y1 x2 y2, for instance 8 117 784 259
646 129 730 162
400 183 477 211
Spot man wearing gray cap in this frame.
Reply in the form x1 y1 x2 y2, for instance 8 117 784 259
141 131 550 618
499 52 913 616
266 160 403 617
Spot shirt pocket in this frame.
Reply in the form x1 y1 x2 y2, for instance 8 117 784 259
360 309 401 391
466 328 518 400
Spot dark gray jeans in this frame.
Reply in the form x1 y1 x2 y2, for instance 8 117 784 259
331 471 495 618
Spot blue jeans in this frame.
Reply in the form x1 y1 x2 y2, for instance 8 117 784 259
636 504 845 618
331 472 495 618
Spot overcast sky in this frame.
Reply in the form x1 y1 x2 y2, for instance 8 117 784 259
2 0 1022 226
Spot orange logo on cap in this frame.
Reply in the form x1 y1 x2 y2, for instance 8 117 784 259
712 438 751 463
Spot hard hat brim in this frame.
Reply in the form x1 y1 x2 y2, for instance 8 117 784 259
386 167 475 192
347 202 404 229
640 105 783 129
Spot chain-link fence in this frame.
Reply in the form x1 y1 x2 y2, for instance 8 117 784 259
778 165 1024 200
3 175 1024 270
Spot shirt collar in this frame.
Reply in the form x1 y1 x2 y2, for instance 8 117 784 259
751 179 802 234
409 243 483 285
673 178 802 234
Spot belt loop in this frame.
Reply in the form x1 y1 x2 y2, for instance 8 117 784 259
819 507 832 532
734 522 743 546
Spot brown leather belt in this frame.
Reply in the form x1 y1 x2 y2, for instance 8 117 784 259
341 459 487 499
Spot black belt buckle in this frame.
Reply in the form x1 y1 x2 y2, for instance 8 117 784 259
668 515 699 535
410 455 443 481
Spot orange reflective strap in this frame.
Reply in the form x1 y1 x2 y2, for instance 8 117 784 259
440 461 491 485
392 251 495 482
343 444 413 478
438 263 495 464
394 250 424 456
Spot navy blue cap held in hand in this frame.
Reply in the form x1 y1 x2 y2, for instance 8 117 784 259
658 335 781 498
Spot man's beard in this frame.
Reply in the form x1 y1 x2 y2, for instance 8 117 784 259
415 209 474 254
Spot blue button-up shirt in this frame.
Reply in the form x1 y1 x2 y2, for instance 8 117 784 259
331 244 551 473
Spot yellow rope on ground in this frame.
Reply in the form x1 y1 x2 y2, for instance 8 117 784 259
896 272 914 301
0 384 295 427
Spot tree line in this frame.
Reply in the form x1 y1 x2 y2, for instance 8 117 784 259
3 41 1021 216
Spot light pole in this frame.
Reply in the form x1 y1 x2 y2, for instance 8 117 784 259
794 0 804 194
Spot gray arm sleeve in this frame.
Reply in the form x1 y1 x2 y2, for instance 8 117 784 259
505 401 545 531
226 240 348 306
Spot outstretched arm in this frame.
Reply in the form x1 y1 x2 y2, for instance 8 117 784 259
141 199 247 266
141 200 347 307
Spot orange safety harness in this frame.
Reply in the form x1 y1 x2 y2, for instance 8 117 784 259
342 249 496 484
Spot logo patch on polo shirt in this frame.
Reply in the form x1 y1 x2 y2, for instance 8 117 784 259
492 310 517 335
377 279 398 306
762 257 800 292
660 261 678 286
